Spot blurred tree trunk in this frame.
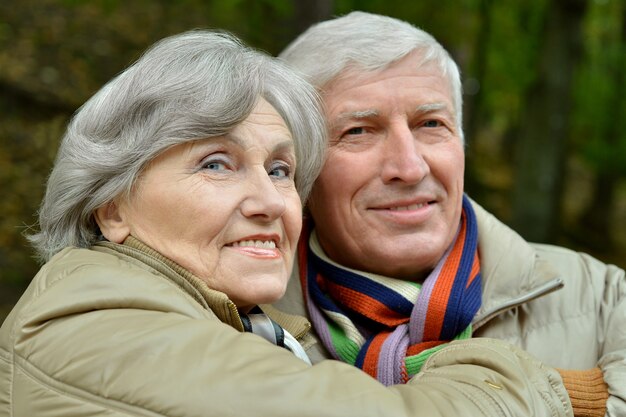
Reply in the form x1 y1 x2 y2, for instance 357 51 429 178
464 0 492 201
291 0 333 37
511 0 588 243
579 4 626 251
464 0 491 145
0 80 75 118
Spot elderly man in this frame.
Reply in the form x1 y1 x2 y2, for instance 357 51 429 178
272 11 625 417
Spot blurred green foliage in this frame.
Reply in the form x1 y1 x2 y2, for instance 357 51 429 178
1 0 625 317
573 0 626 177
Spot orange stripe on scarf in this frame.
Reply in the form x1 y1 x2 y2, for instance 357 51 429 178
423 218 467 340
325 281 408 327
362 332 390 378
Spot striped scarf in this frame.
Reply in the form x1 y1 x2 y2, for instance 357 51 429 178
299 195 481 385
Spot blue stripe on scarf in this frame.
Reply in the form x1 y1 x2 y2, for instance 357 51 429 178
310 249 415 316
440 195 481 340
464 275 482 319
354 335 374 369
306 248 345 315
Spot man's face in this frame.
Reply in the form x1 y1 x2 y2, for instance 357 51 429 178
308 50 465 281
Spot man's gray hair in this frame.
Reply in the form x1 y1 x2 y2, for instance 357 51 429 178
279 11 464 142
29 30 327 262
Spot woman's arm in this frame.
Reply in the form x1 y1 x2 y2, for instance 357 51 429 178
8 306 572 417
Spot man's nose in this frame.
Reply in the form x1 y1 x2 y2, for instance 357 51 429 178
380 124 430 184
240 169 287 221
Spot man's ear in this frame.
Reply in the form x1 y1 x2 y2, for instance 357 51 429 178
94 201 130 244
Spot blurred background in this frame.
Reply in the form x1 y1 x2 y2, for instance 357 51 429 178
1 0 624 321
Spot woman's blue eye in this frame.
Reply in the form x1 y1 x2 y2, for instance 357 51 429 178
205 161 227 170
201 155 231 171
269 163 291 178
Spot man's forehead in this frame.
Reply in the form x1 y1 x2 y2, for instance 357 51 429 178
326 50 440 83
323 66 450 102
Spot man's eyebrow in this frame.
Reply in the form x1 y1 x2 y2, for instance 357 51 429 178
414 102 448 113
335 109 379 121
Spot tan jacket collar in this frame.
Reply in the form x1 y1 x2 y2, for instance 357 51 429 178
470 200 563 327
95 236 244 331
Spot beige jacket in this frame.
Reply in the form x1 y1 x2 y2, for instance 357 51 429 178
0 236 572 416
274 201 626 416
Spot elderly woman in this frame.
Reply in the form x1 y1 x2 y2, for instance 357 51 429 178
0 30 571 417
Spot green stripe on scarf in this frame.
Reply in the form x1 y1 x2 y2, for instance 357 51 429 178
404 325 473 375
328 320 360 364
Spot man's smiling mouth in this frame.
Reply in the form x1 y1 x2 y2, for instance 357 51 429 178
387 202 429 211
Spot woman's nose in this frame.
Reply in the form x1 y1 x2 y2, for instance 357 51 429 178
380 124 430 184
240 168 287 221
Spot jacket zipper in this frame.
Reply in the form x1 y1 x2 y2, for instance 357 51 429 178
292 321 312 340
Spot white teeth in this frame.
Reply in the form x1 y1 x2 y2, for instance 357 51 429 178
389 203 425 211
231 240 276 249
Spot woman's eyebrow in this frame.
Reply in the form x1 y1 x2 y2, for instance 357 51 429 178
276 139 295 150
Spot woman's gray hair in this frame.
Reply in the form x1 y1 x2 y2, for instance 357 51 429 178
279 11 464 143
29 29 327 262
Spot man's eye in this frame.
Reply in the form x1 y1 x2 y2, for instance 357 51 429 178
345 127 365 135
423 120 441 128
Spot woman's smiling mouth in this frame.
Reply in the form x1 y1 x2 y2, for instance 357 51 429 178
227 237 281 258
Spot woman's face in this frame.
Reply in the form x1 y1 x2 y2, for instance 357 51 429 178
99 99 302 311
